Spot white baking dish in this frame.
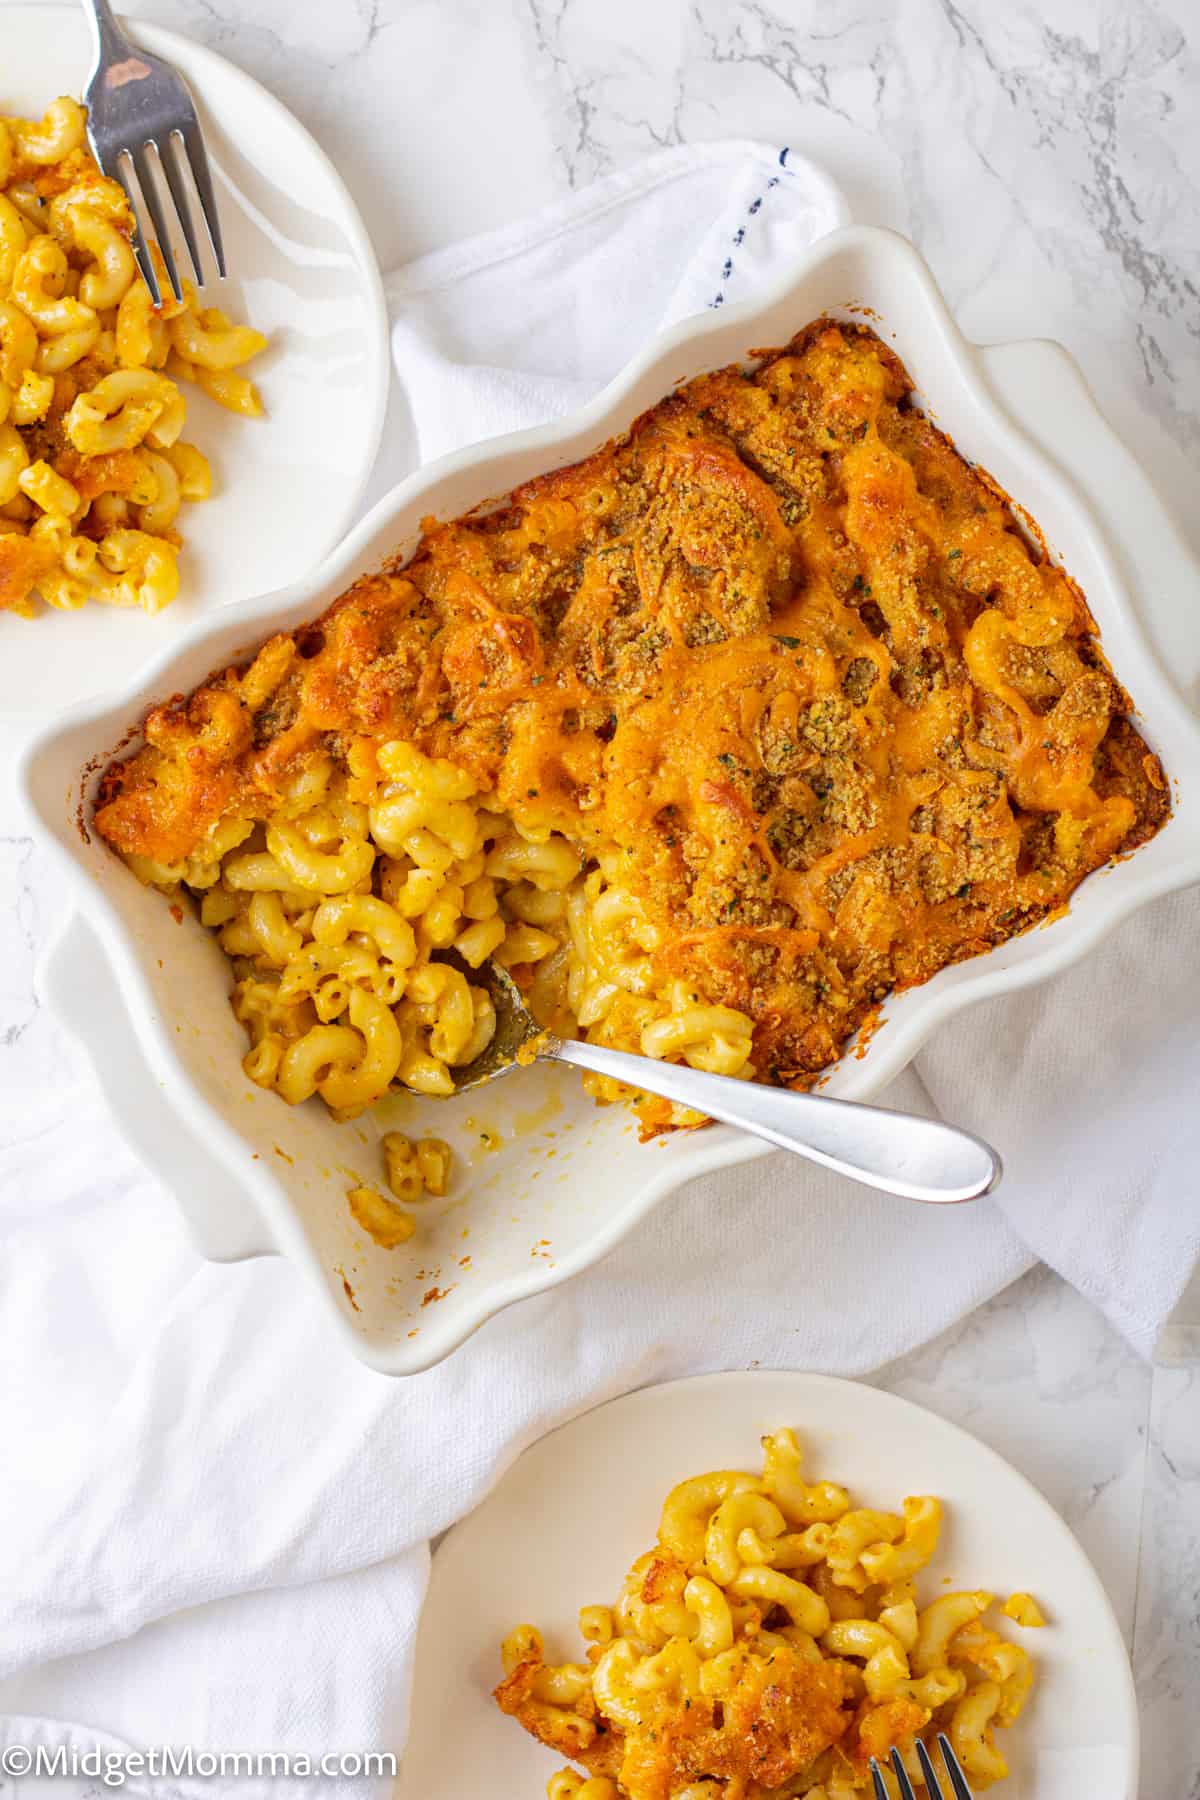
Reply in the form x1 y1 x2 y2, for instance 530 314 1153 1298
19 226 1200 1375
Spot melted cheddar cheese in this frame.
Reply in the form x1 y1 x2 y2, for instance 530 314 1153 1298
494 1427 1039 1799
95 322 1168 1096
495 1630 855 1796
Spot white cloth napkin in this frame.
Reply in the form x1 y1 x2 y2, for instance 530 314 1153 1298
1 140 1197 1798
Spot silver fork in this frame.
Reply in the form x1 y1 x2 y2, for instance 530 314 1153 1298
80 0 226 306
871 1735 975 1800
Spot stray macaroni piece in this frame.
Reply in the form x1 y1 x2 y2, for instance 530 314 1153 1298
382 1130 453 1204
96 322 1167 1142
548 1777 619 1800
1001 1594 1046 1629
0 96 266 619
346 1183 415 1249
414 1134 453 1194
495 1429 1038 1797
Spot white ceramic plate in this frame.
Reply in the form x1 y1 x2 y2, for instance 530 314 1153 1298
0 2 389 715
20 227 1200 1375
398 1371 1138 1800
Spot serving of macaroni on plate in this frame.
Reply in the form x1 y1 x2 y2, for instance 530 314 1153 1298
495 1427 1040 1798
92 320 1168 1207
0 96 265 619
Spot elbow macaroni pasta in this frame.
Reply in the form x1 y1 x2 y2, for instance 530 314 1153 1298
344 1131 452 1247
0 95 266 618
97 317 1168 1162
113 629 761 1212
495 1428 1038 1798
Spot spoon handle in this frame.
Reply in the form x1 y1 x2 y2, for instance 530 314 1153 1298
547 1039 1000 1204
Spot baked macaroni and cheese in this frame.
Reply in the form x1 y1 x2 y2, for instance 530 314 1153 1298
495 1428 1041 1797
0 96 266 619
94 320 1168 1169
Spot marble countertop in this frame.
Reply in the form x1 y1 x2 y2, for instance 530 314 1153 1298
2 0 1198 1792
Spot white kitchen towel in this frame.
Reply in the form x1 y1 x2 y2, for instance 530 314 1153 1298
384 140 847 471
1 140 1198 1798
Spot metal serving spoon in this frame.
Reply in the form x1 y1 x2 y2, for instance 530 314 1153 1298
446 958 1001 1205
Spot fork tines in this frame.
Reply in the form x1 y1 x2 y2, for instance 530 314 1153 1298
116 129 226 308
869 1735 975 1800
84 18 227 315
